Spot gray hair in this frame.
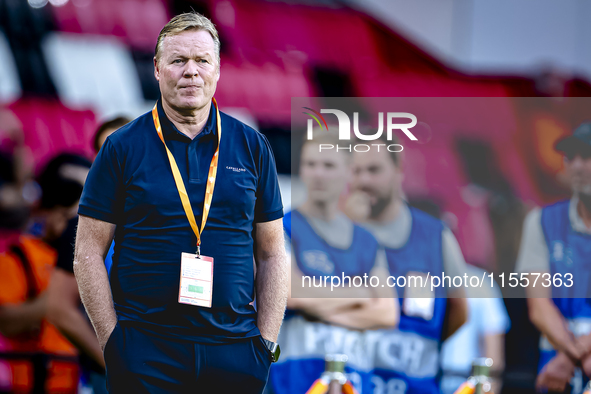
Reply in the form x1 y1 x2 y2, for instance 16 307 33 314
155 12 220 67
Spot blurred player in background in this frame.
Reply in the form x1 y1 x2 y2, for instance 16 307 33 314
518 123 591 394
346 137 468 394
35 154 108 393
0 146 79 393
270 133 398 394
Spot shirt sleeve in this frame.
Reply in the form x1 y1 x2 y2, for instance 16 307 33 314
515 208 550 273
442 227 468 279
373 248 389 271
78 138 124 224
476 296 511 336
254 134 283 223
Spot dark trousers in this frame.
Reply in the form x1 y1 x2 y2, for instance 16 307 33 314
103 322 272 393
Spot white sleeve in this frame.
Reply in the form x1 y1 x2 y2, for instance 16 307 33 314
442 228 468 279
477 296 511 336
515 208 550 273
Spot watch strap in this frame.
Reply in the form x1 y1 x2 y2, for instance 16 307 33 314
261 337 280 362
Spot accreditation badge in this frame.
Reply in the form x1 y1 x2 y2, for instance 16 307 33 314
402 271 435 321
178 252 214 308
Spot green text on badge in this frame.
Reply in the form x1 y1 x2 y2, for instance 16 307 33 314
189 284 204 294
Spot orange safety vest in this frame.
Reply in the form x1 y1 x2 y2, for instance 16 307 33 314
0 235 79 393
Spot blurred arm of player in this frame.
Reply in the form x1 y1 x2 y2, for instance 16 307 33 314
322 260 399 330
73 215 117 351
47 267 105 370
288 250 398 329
287 251 375 313
0 123 44 336
517 209 580 390
441 229 468 340
255 218 289 342
0 294 47 337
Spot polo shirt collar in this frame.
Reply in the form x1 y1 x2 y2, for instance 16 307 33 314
156 98 216 141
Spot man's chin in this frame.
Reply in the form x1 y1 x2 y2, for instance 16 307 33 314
172 97 209 111
369 197 390 219
308 192 330 202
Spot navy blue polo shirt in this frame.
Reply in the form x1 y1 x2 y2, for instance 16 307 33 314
79 99 283 343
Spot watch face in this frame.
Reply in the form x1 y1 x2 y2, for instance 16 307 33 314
264 339 280 362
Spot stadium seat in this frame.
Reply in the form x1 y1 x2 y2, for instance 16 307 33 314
8 97 96 172
42 32 151 119
51 0 169 52
216 58 312 124
222 0 379 73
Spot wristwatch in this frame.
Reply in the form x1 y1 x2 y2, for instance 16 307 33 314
261 337 281 362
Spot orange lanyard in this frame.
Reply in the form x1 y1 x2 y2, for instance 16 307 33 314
151 98 222 255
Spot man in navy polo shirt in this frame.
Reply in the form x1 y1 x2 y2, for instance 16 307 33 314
73 12 288 393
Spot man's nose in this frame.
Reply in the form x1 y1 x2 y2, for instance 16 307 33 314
354 170 371 186
183 60 199 78
312 166 328 178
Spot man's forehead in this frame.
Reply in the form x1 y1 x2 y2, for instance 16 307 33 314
302 147 343 162
162 30 215 54
353 150 390 167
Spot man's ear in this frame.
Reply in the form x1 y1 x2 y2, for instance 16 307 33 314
154 57 160 82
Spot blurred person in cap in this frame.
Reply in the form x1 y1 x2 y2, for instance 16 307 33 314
74 11 287 393
345 136 469 394
269 133 398 394
517 122 591 394
0 149 80 393
34 153 110 393
92 116 130 155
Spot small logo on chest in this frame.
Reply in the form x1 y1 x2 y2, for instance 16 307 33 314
302 250 334 275
226 166 246 173
553 241 564 262
552 241 573 266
